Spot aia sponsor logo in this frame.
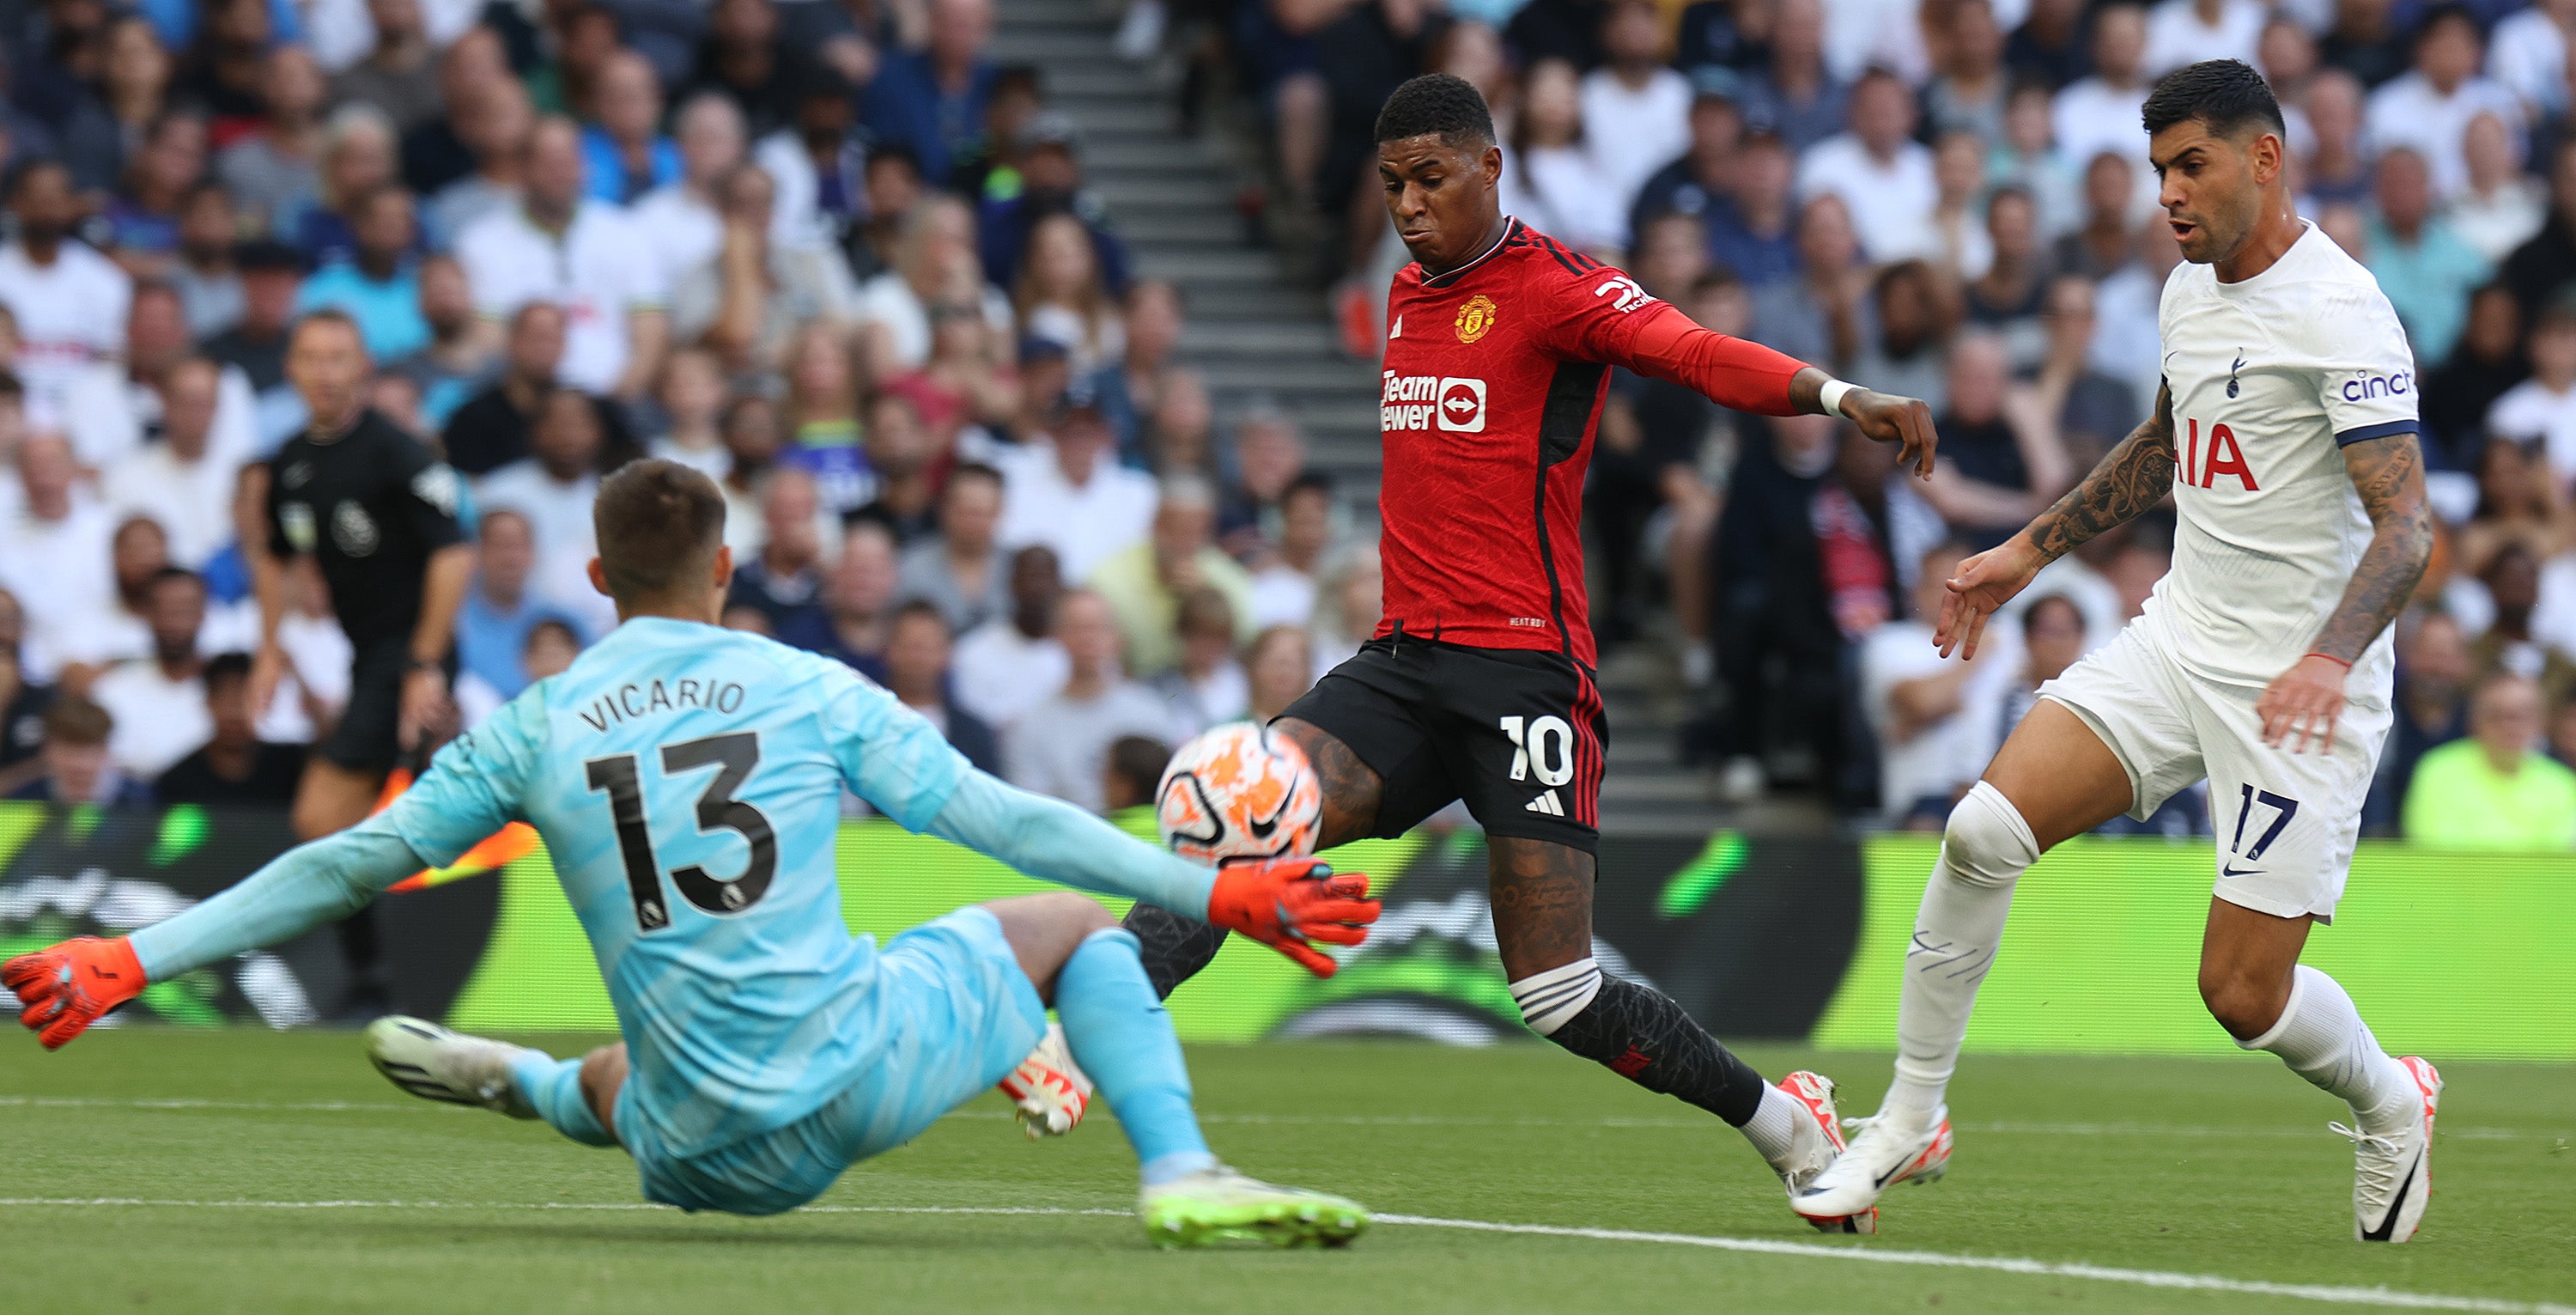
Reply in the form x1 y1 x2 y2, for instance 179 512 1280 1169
2180 417 2259 491
1382 373 1487 433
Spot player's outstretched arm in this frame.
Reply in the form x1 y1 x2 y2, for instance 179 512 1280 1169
2256 430 2433 754
1596 299 1938 474
924 770 1379 977
1937 380 2178 660
4 821 425 1049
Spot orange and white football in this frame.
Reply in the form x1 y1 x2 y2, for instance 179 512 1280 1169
1154 721 1322 864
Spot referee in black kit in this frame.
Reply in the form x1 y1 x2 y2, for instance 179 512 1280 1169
246 307 473 1019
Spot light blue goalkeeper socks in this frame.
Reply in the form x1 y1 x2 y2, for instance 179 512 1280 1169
508 1051 619 1148
1054 928 1217 1186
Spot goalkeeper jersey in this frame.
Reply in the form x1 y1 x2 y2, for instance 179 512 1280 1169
382 617 972 1159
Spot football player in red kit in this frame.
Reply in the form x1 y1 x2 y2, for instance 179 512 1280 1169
1121 73 1939 1230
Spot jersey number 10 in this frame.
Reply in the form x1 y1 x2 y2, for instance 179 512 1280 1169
585 731 780 931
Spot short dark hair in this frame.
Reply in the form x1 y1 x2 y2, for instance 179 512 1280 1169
204 651 253 689
144 565 204 599
593 459 727 602
1282 470 1335 504
949 460 1005 492
890 599 949 634
2415 2 2477 45
2140 59 2285 140
1374 74 1495 148
1105 734 1172 802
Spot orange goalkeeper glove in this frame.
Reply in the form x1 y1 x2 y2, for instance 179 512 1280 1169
1205 857 1379 977
3 936 147 1050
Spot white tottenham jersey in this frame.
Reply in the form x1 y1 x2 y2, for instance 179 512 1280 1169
2140 222 2413 702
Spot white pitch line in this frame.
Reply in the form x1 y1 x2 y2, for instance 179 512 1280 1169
0 1196 2563 1313
0 1096 2559 1142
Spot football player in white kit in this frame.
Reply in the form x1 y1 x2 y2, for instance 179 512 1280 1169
1795 60 2445 1242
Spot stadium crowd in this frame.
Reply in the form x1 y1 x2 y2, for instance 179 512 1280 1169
0 0 2568 846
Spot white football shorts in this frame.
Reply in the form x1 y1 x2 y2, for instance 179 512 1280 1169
2037 621 2392 922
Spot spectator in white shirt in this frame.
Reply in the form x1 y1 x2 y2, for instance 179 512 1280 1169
2447 109 2545 264
472 386 618 635
1247 472 1334 629
1503 58 1626 256
89 567 214 781
0 435 115 683
2487 292 2576 485
1578 0 1692 219
2363 6 2524 200
455 116 667 399
0 161 135 415
62 282 259 475
996 387 1158 584
100 360 240 570
2144 0 2265 76
1151 586 1249 736
1863 541 2002 827
2091 217 2183 412
954 543 1074 733
630 92 747 297
2488 0 2576 122
854 194 1013 377
2052 4 2154 192
1004 587 1174 812
647 347 730 478
1797 70 1940 265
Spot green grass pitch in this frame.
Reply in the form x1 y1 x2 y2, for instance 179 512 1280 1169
2 1032 2568 1313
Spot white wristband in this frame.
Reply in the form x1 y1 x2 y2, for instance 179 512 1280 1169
1818 378 1857 417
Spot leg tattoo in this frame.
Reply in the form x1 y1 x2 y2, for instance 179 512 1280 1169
1492 837 1769 1127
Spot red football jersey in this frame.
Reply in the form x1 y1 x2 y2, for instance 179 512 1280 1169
1375 219 1814 666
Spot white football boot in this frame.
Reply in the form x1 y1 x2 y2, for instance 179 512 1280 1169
1770 1071 1877 1234
1792 1101 1953 1223
997 1021 1094 1139
364 1015 540 1118
2342 1056 2441 1243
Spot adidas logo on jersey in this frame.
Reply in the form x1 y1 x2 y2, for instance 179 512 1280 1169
1524 789 1565 816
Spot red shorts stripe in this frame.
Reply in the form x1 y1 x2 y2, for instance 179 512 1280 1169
1571 666 1606 827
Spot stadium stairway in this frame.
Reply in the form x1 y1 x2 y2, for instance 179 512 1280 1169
998 0 1797 837
989 0 1382 484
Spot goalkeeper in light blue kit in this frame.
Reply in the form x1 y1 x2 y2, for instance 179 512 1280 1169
4 460 1378 1247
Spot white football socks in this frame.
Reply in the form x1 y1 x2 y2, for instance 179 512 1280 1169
2241 964 2415 1132
1885 782 2037 1117
1741 1082 1801 1166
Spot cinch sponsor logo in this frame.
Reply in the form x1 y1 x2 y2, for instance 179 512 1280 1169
1382 374 1487 432
2342 370 2413 400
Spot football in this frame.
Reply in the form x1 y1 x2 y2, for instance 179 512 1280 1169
1155 721 1323 864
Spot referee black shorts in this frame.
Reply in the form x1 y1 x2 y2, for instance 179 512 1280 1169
320 641 453 774
1280 636 1607 853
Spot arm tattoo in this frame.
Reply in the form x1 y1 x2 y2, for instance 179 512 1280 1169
2310 431 2434 665
2026 381 2177 563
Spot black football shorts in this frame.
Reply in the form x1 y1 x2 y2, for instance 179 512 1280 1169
321 641 453 773
1280 636 1607 852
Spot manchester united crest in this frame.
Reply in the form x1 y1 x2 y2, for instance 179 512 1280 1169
1454 295 1498 343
